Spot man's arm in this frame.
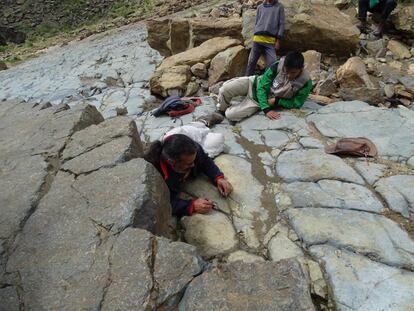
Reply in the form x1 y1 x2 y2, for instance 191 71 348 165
278 79 313 109
256 64 278 114
171 197 194 217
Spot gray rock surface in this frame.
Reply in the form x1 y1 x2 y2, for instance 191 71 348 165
311 245 414 311
181 211 238 258
276 149 364 184
354 160 388 185
179 259 315 311
307 101 414 161
0 26 159 118
375 175 414 221
283 180 383 213
286 208 414 270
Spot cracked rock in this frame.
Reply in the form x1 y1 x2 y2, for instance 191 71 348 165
179 259 315 311
286 208 414 270
310 245 414 311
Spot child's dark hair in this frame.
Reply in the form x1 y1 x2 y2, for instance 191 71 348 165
284 51 305 69
144 134 197 167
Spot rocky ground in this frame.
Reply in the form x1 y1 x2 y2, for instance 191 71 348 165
1 0 414 310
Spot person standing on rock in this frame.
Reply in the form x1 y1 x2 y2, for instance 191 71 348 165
356 0 397 37
215 51 312 122
245 0 285 76
144 134 233 217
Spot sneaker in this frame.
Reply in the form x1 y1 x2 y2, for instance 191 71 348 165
196 112 225 128
373 22 385 37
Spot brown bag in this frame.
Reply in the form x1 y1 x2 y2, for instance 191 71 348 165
325 137 377 157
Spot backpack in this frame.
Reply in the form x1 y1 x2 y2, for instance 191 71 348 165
325 137 377 157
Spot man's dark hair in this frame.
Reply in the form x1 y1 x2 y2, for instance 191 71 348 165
284 51 304 69
144 134 197 167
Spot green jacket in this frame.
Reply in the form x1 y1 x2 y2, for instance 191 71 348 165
253 61 312 113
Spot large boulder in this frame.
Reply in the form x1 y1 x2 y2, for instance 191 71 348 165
147 18 171 57
190 18 243 48
302 50 322 82
147 17 243 56
242 2 359 56
208 45 248 85
168 19 191 55
149 65 191 97
179 259 315 311
336 56 375 89
158 37 241 70
391 5 414 38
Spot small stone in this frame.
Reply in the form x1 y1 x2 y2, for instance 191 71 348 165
383 84 395 98
190 63 207 79
387 39 411 59
389 60 403 71
399 98 412 107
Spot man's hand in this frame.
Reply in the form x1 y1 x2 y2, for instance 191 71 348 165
193 198 213 214
217 179 233 197
275 40 281 51
266 110 281 120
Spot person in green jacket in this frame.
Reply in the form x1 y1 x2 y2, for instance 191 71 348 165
216 51 312 122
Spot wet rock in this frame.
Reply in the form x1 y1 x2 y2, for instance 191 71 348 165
336 56 374 89
149 65 191 97
286 208 414 270
307 101 414 160
179 259 315 311
303 50 322 82
387 40 411 60
191 62 208 79
276 149 364 184
227 250 265 263
158 37 240 70
181 211 237 258
311 245 414 311
283 180 383 213
208 45 248 85
391 5 414 38
375 175 414 222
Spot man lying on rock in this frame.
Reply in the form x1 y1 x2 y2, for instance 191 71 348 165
144 134 233 217
211 51 312 123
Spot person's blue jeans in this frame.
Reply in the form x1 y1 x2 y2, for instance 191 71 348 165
245 41 276 76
